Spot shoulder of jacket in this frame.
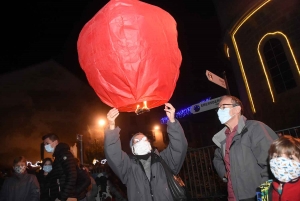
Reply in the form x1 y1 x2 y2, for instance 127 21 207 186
245 120 265 126
58 150 74 159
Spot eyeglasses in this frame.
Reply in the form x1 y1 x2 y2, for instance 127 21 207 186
215 104 238 112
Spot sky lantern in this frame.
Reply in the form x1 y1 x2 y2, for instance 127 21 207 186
77 0 182 113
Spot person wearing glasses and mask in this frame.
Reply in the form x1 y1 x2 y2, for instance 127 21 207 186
104 103 188 201
212 95 278 201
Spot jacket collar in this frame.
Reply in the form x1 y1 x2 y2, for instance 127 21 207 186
53 143 70 157
212 115 247 148
13 171 28 179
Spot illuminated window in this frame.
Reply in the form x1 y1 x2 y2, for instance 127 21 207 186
263 38 297 94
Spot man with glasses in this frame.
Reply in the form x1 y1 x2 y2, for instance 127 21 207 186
212 95 278 201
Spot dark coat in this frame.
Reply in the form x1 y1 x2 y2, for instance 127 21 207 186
0 171 40 201
75 166 91 200
104 120 188 201
48 143 77 201
37 170 51 201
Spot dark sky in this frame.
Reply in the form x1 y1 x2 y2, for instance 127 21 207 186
1 0 239 107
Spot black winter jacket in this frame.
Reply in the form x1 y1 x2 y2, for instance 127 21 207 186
37 170 51 201
75 166 91 200
48 143 77 201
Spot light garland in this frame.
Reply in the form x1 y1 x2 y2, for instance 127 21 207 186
160 97 211 124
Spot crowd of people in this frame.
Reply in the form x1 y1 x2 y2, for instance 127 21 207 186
0 134 125 201
0 97 299 201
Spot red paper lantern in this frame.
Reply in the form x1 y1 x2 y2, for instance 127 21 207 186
77 0 182 112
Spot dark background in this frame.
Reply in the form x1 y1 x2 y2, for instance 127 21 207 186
0 0 242 168
0 0 239 105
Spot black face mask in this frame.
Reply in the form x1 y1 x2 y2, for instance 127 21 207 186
135 153 151 160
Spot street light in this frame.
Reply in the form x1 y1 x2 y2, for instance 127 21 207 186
98 119 106 127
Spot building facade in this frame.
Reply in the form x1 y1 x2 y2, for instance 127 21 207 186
213 0 300 130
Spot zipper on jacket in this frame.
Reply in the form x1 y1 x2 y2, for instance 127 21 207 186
226 126 248 199
229 126 248 150
279 183 284 201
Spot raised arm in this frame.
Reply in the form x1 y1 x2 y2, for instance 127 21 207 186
160 103 188 174
104 108 131 184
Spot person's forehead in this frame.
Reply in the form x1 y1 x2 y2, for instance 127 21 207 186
44 161 51 165
219 97 232 105
16 161 26 166
134 134 146 140
44 138 52 143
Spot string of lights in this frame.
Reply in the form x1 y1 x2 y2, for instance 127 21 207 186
160 97 211 124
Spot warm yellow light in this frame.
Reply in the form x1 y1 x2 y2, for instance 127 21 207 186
154 125 160 130
92 159 99 165
257 41 275 102
98 119 106 126
226 46 230 58
257 31 300 102
230 0 272 113
143 101 148 109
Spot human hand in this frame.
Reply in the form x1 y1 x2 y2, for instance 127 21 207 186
164 103 175 123
107 108 119 129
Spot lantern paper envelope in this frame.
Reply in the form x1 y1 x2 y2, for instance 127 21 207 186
77 0 182 112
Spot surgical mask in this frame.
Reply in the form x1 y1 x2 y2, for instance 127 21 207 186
132 137 152 155
217 108 233 124
43 165 52 173
270 157 300 183
14 165 26 174
45 144 54 153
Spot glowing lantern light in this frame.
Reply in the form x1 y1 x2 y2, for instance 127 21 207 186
92 158 107 165
93 159 99 165
77 0 182 112
27 161 42 167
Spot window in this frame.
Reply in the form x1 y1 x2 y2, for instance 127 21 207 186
263 38 297 94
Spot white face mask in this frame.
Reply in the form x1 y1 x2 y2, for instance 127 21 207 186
132 137 152 155
217 108 233 124
45 144 54 153
270 157 300 183
43 165 52 173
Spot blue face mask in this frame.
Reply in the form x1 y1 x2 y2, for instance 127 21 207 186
43 165 52 173
217 108 232 124
45 144 54 153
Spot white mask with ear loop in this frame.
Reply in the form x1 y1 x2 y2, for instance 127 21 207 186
217 104 238 124
132 137 152 155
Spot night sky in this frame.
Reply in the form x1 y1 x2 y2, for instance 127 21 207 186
1 0 239 109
